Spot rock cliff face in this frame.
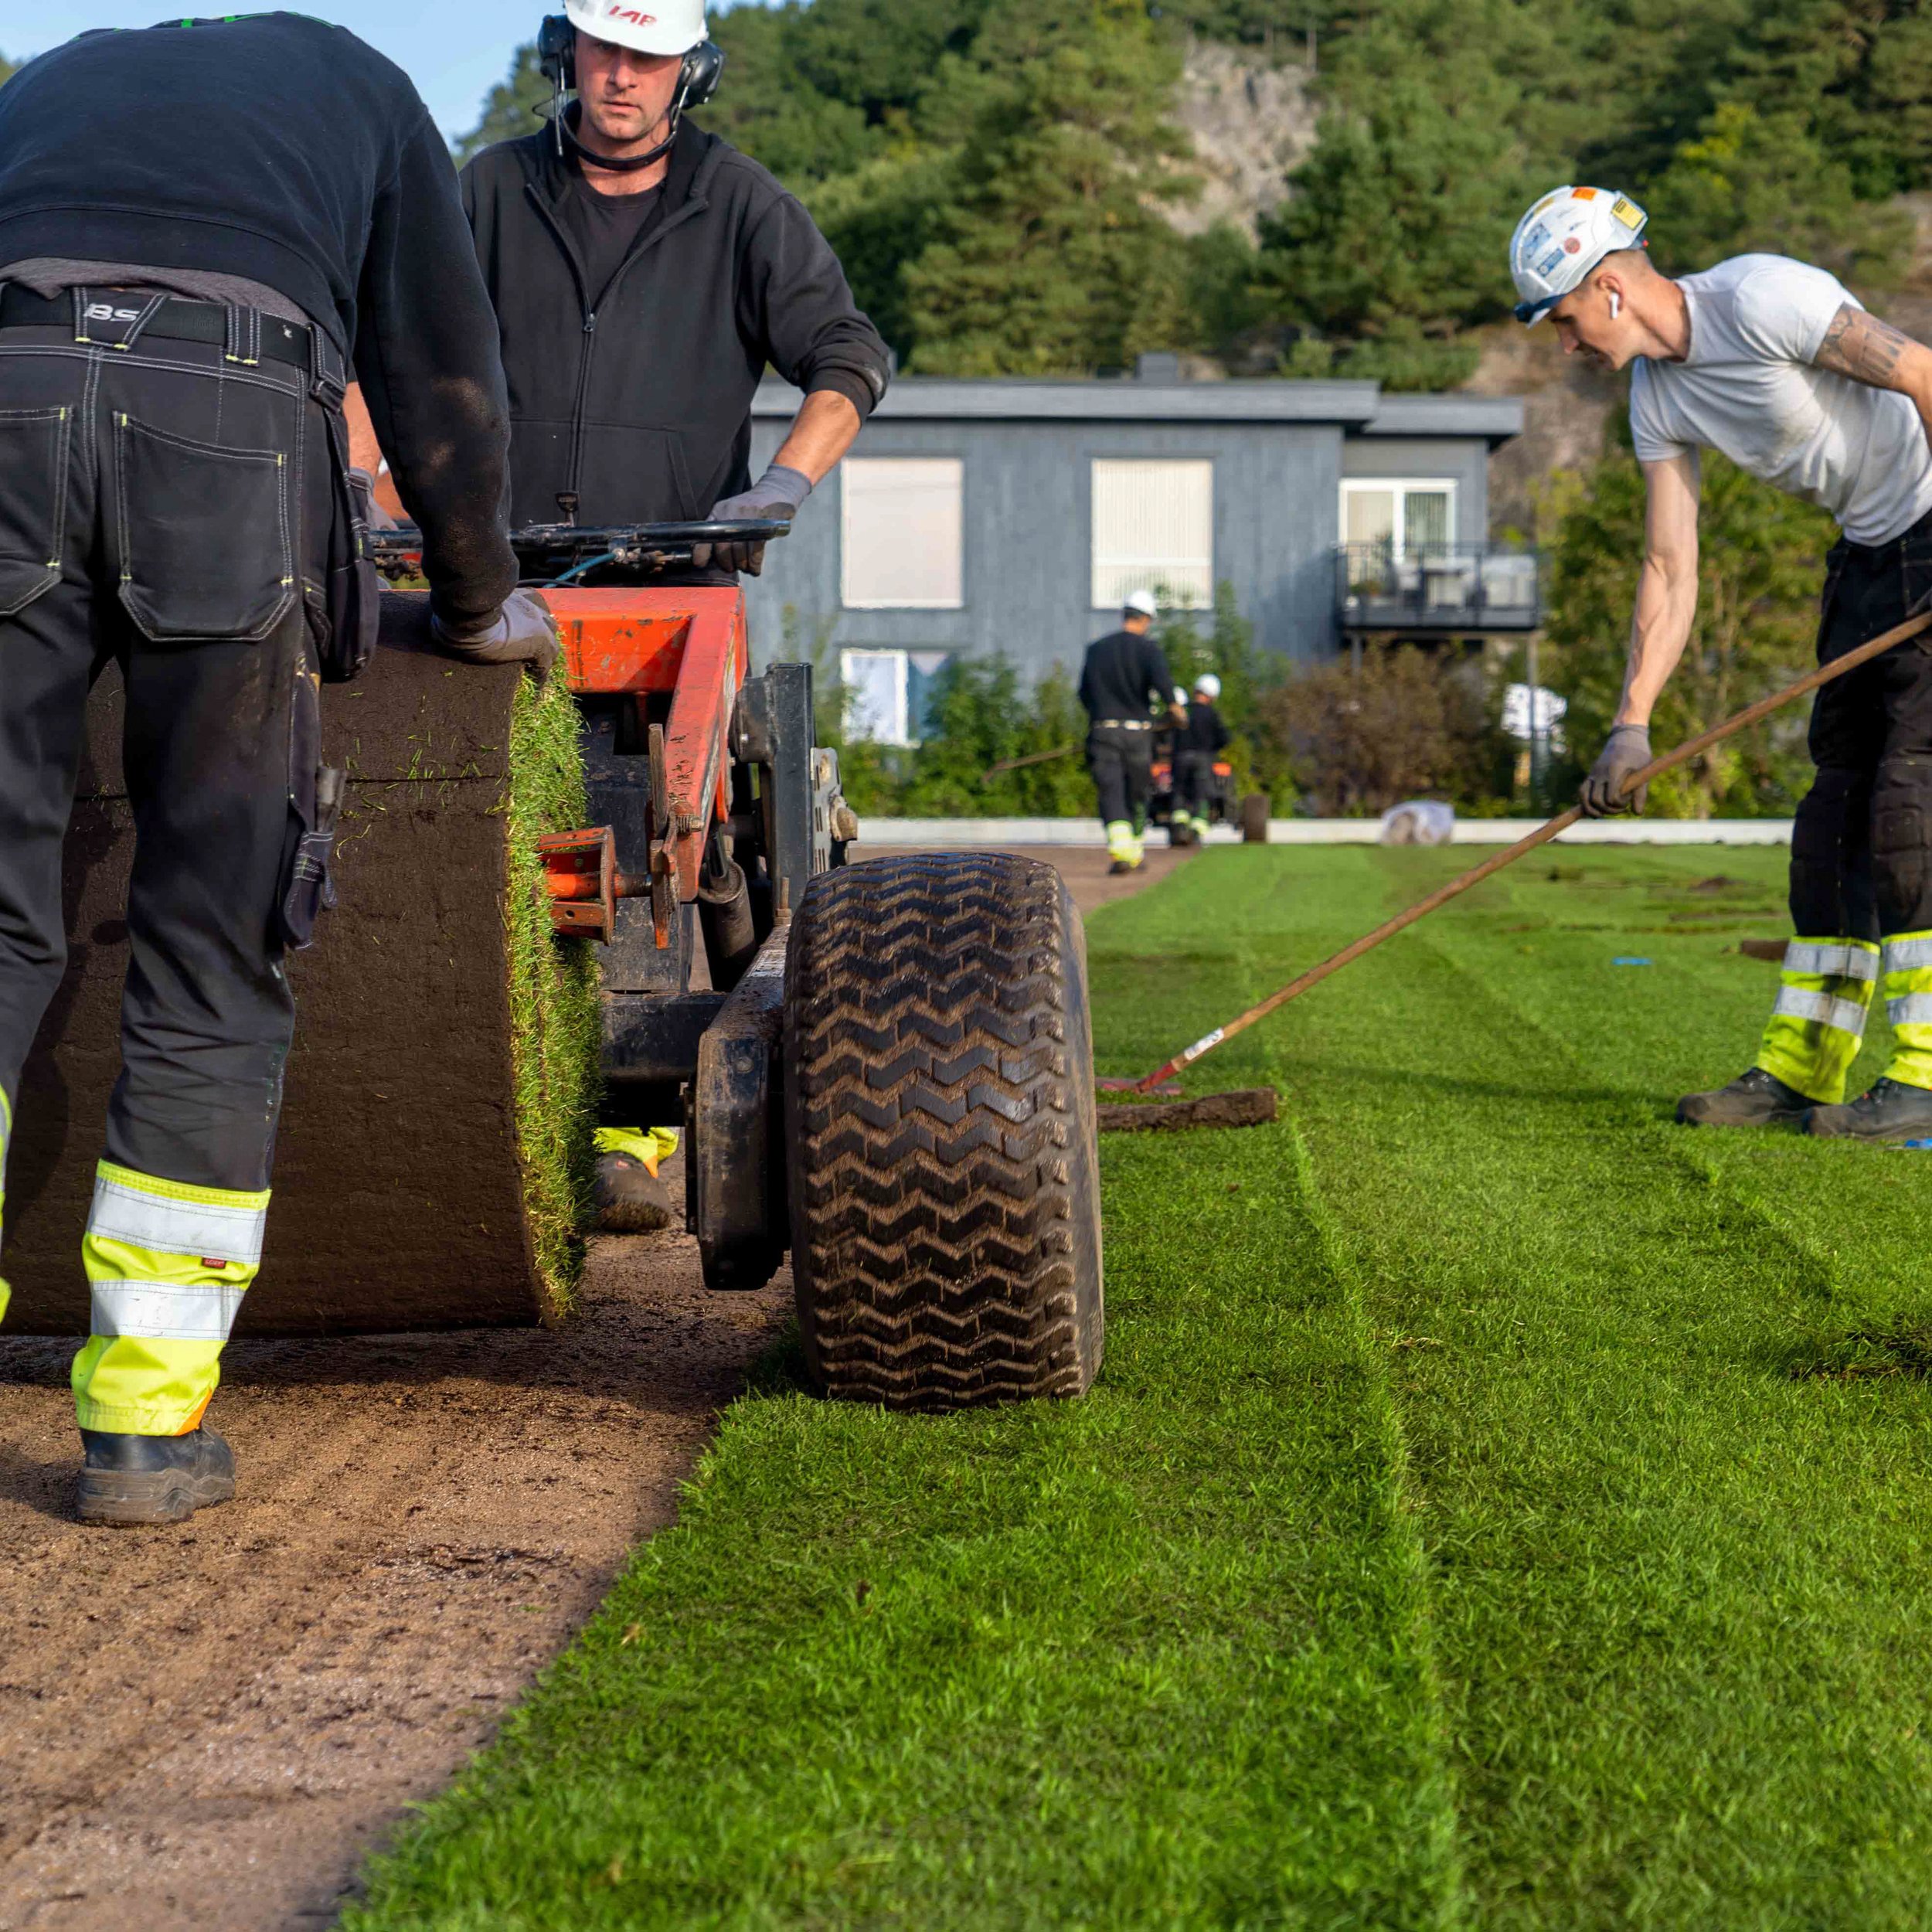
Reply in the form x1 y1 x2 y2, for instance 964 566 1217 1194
1169 40 1318 241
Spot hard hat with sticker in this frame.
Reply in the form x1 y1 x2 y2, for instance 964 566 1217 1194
1508 185 1648 325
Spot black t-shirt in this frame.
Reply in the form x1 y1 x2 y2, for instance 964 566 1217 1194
1080 629 1173 724
1178 700 1231 756
558 172 663 304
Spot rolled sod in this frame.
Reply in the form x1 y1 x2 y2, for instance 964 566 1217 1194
5 594 600 1337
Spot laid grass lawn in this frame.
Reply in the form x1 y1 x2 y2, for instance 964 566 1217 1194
347 845 1932 1929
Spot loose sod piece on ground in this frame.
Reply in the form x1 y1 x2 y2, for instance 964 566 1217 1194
5 595 598 1335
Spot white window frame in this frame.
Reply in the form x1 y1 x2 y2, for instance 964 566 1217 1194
840 457 965 611
1090 458 1215 611
1339 478 1460 557
839 648 913 747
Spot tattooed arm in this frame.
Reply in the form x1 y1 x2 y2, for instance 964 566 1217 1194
1815 304 1932 453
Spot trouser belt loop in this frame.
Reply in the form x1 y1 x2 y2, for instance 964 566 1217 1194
72 286 167 353
223 303 261 368
307 327 346 411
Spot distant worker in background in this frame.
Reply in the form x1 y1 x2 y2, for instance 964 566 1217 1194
1080 590 1185 875
0 16 543 1525
1514 184 1932 1141
1172 672 1232 845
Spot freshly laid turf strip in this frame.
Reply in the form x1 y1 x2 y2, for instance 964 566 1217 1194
5 600 598 1334
345 873 1464 1928
348 845 1932 1927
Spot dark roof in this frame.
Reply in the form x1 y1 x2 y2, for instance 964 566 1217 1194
753 376 1525 444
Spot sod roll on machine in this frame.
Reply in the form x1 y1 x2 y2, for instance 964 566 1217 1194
8 519 1105 1411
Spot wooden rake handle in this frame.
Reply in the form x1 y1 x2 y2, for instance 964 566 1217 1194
1130 610 1932 1093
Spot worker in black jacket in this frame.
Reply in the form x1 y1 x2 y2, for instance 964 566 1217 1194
0 14 548 1527
1080 592 1185 874
1173 673 1233 844
450 0 891 575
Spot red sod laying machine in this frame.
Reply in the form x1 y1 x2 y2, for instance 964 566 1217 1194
378 519 1104 1410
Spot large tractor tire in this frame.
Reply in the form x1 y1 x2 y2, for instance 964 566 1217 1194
783 853 1104 1409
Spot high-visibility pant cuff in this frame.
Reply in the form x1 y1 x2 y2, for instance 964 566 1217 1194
1754 936 1878 1104
1105 820 1136 860
1881 930 1932 1092
0 1276 10 1326
73 1398 213 1436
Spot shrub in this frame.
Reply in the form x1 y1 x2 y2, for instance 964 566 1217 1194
1258 643 1503 816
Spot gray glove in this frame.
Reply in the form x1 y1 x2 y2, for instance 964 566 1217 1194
1580 723 1651 817
430 587 560 677
349 467 398 532
692 463 811 576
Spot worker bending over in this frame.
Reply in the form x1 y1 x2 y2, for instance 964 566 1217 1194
1515 186 1932 1140
1173 673 1231 844
1081 591 1185 874
0 16 548 1525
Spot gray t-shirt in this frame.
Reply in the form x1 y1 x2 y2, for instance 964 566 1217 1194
1628 253 1932 547
0 256 311 326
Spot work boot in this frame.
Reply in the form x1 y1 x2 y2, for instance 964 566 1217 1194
1803 1077 1932 1142
594 1151 675 1233
77 1427 235 1527
1107 859 1134 876
1675 1066 1812 1128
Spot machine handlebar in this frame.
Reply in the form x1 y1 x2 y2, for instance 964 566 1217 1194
369 518 793 586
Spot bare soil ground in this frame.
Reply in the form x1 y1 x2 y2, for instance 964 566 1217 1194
0 844 1181 1931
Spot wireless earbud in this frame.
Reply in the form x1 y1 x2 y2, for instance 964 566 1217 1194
1608 291 1622 320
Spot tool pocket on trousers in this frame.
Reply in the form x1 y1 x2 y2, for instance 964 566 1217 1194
113 413 294 641
279 764 343 951
0 405 72 617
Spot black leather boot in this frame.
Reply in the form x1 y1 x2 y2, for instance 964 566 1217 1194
1803 1077 1932 1142
1675 1067 1813 1128
77 1426 236 1526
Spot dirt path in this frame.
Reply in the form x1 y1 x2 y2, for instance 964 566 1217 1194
0 845 1181 1931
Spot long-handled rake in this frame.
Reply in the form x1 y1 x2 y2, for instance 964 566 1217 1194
1100 609 1932 1125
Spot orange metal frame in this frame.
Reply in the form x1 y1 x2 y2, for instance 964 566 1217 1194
543 585 749 906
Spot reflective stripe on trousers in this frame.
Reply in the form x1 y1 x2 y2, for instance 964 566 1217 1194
1882 930 1932 1093
1754 936 1879 1105
71 1161 270 1436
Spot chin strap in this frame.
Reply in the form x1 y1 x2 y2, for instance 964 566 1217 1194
552 94 684 174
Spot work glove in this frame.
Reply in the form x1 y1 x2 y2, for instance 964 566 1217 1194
692 463 811 575
1580 723 1652 817
430 587 560 678
349 467 398 532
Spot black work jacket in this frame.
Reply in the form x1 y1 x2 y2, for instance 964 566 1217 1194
461 120 889 527
1178 701 1231 756
1080 631 1174 725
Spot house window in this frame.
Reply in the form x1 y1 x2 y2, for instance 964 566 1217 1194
838 648 953 747
841 457 964 609
1091 459 1213 611
1341 479 1458 582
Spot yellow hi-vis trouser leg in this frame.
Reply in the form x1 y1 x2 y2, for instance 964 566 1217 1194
1753 937 1879 1104
71 1162 269 1436
1105 820 1138 864
1880 932 1932 1092
594 1124 681 1176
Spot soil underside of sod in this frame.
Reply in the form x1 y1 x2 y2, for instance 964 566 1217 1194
345 845 1932 1929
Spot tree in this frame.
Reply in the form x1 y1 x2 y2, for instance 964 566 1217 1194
900 0 1199 375
1545 439 1834 818
1643 100 1911 285
454 43 549 163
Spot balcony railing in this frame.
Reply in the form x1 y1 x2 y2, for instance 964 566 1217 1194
1336 543 1543 634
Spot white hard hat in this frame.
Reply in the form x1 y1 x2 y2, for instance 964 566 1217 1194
1194 672 1222 700
1124 590 1158 619
1509 185 1647 325
564 0 707 57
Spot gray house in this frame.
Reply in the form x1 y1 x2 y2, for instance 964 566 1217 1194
746 366 1527 745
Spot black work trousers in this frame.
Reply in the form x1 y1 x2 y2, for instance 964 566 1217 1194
1087 723 1155 828
0 313 335 1194
1791 508 1932 940
1177 750 1217 818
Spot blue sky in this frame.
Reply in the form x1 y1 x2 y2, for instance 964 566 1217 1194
0 2 773 141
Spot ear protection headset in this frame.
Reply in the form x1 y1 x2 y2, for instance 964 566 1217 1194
537 16 725 171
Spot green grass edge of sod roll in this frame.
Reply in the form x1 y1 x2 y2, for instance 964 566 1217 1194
503 671 601 1318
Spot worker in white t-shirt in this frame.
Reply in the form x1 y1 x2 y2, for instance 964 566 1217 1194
1509 186 1932 1141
